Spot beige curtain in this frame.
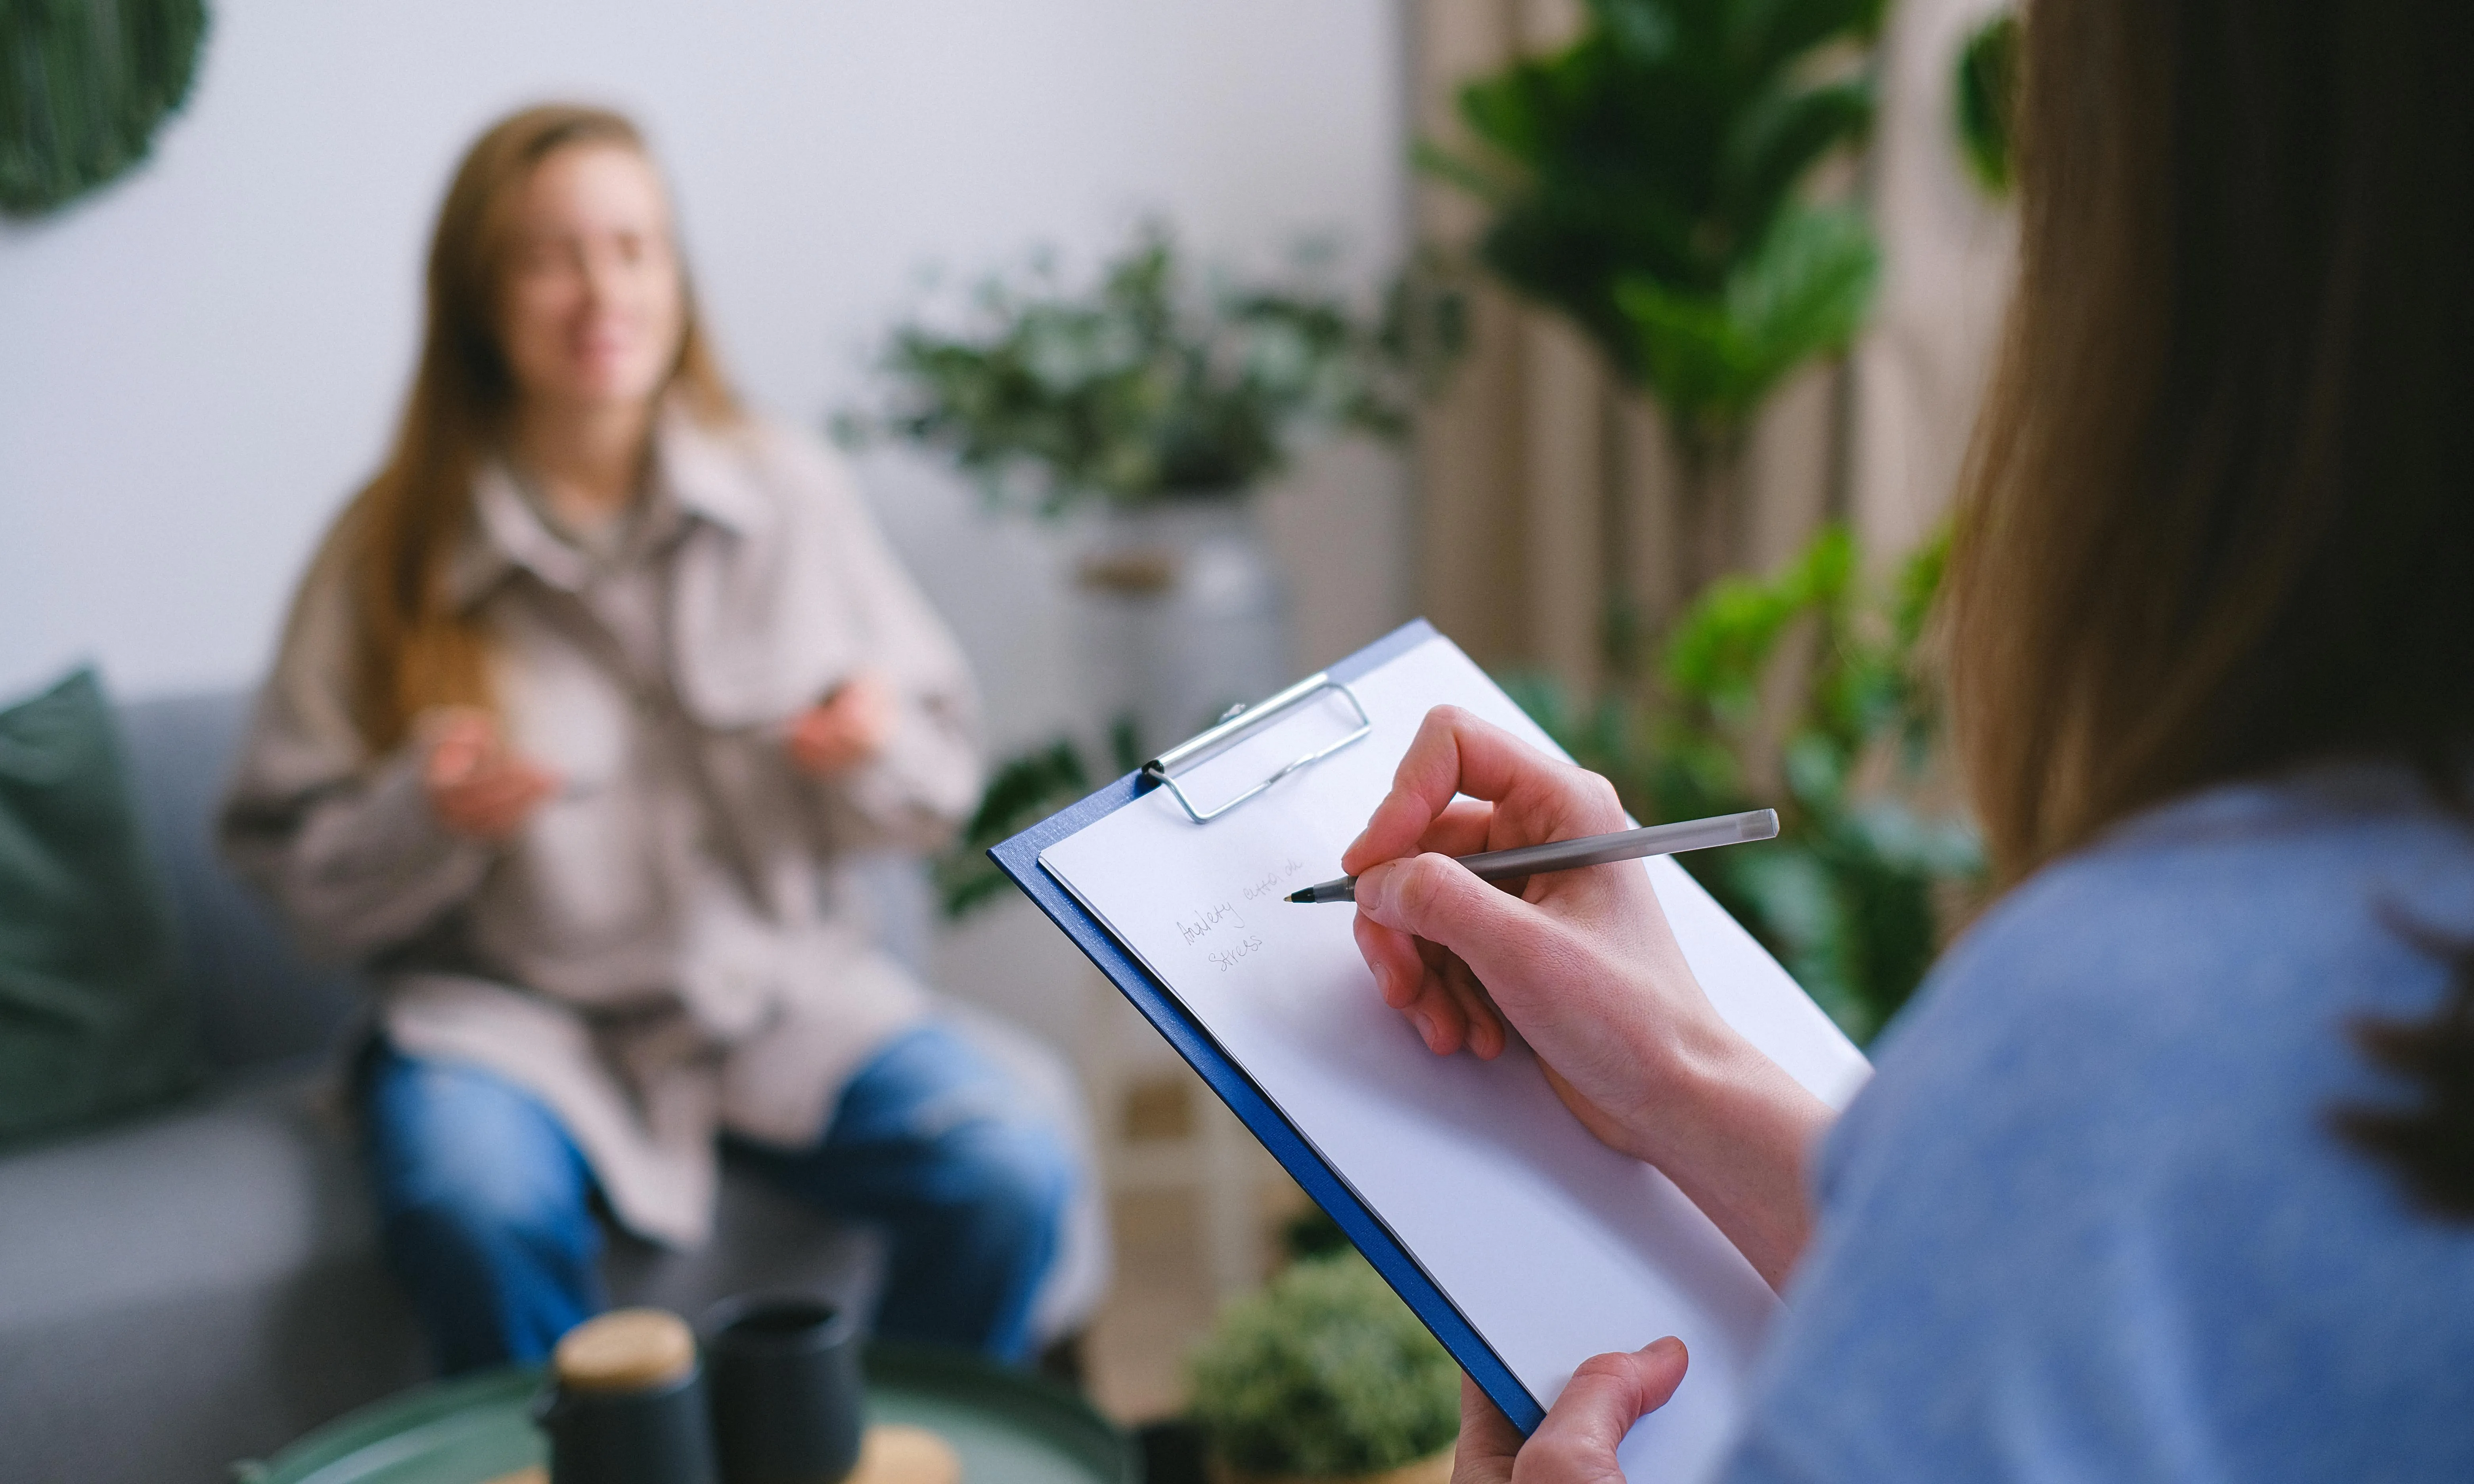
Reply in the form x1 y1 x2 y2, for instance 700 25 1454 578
1846 0 2019 560
1407 0 2014 690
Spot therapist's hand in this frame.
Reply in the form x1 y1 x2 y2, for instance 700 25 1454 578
1452 1341 1689 1484
1344 705 1725 1150
1345 706 1832 1288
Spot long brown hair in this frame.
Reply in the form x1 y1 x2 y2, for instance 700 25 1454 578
327 103 738 752
1947 5 2474 1211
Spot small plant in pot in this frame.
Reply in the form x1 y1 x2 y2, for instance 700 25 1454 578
1186 1252 1461 1484
850 219 1445 515
846 221 1458 753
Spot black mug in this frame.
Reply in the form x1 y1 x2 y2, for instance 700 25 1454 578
534 1310 720 1484
704 1294 866 1484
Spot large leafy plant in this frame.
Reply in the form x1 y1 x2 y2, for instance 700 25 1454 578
847 224 1448 514
1509 527 1980 1042
1424 0 1885 558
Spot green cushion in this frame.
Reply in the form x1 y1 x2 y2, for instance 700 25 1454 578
0 667 197 1144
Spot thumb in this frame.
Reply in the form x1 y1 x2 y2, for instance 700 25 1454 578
1355 853 1564 988
1524 1340 1689 1469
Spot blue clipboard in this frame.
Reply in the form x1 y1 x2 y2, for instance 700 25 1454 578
987 618 1546 1434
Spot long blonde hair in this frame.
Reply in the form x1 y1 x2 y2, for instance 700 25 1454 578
327 103 739 752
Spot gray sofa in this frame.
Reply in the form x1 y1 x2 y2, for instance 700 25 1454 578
0 690 1106 1483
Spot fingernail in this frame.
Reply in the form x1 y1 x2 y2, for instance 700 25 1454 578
1412 1011 1436 1047
1649 1336 1685 1359
1345 828 1369 857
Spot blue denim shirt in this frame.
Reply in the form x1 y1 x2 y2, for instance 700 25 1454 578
1723 767 2474 1482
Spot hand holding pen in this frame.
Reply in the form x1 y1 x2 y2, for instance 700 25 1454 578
1338 705 1829 1289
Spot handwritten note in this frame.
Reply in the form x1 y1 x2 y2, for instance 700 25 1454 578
1170 855 1312 973
1039 636 1869 1484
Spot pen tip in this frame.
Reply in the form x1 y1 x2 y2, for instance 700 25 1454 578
1285 889 1309 904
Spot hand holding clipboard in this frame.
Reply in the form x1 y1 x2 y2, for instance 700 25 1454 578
1000 622 1868 1483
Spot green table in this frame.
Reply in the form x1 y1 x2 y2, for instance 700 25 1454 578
234 1343 1138 1484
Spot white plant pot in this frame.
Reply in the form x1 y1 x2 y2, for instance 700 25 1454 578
1073 495 1294 763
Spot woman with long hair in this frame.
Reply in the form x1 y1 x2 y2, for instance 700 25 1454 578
221 104 1072 1373
1347 3 2474 1477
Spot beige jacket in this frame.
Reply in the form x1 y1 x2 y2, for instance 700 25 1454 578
220 412 982 1247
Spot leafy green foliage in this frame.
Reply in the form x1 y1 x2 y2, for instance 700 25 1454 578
1187 1253 1459 1478
1424 0 1885 460
848 224 1457 514
934 720 1149 920
1506 527 1980 1042
1955 11 2020 195
2 0 208 215
932 740 1090 920
1618 205 1877 451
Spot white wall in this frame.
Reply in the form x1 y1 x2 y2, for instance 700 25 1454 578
0 0 1412 1053
0 0 1413 750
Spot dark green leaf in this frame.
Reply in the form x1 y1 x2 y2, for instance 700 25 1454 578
1616 203 1877 443
935 739 1092 920
1955 11 2020 195
1720 79 1873 243
1731 0 1888 73
1423 0 1882 434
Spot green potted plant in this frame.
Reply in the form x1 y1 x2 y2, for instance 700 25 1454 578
856 222 1425 515
847 222 1450 752
1422 0 1886 600
1186 1252 1461 1484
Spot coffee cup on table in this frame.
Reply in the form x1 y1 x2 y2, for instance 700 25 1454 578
534 1308 720 1484
702 1293 866 1484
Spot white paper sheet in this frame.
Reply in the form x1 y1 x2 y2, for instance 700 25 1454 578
1040 635 1869 1482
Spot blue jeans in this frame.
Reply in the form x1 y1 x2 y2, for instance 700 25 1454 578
360 1023 1072 1375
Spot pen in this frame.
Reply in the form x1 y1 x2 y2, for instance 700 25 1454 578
1285 807 1781 905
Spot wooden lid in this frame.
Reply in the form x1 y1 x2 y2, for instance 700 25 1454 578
851 1423 963 1484
551 1308 697 1394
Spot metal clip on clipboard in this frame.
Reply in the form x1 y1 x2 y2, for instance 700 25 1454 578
1140 671 1374 824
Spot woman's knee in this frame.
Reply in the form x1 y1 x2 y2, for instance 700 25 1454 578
936 1119 1074 1243
385 1158 594 1258
362 1048 596 1252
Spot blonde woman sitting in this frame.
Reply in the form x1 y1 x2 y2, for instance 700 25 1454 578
222 105 1073 1373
